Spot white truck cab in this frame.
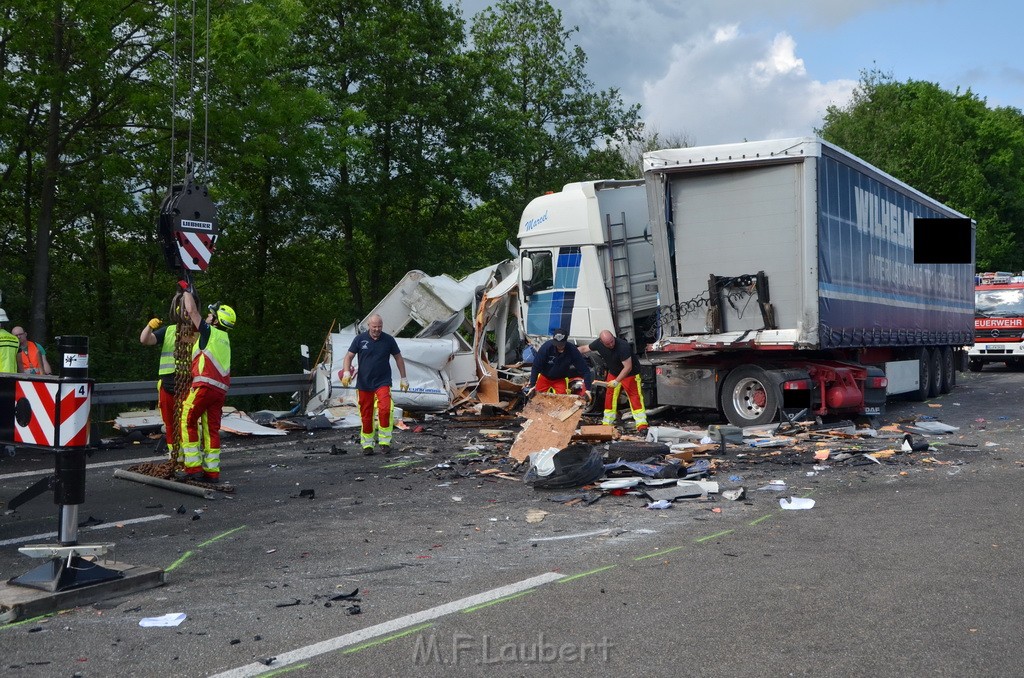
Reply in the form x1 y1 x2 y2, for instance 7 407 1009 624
517 180 657 348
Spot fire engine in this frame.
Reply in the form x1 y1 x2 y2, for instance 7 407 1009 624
970 272 1024 371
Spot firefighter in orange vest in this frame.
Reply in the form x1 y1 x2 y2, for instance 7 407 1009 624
178 290 235 483
11 326 52 375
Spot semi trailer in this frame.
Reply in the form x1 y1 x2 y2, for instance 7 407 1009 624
517 137 975 426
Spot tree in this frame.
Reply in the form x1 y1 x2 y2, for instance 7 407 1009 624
818 69 1024 271
468 0 643 259
0 0 165 345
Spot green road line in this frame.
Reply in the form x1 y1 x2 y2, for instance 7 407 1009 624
556 564 617 583
381 460 423 469
749 513 774 526
635 545 686 561
165 550 194 572
167 526 249 572
462 590 534 613
341 622 435 655
694 529 734 543
0 612 57 631
198 525 247 548
259 663 310 678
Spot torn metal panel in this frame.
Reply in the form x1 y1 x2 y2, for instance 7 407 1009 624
221 411 287 436
306 260 521 414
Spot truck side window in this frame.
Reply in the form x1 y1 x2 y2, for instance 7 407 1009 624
524 250 553 297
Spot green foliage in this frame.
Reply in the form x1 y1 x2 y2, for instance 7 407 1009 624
1 0 640 392
819 69 1024 271
468 0 643 254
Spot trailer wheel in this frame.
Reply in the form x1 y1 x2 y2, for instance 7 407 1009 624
939 347 955 394
968 358 982 373
720 366 779 426
912 347 932 401
929 348 943 398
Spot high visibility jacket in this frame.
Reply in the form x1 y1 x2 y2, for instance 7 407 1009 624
159 325 178 376
191 326 231 392
18 340 45 374
0 330 17 373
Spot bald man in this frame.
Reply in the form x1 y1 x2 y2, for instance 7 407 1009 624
12 326 51 375
579 330 648 433
341 315 409 455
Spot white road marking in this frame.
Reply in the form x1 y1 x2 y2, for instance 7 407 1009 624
0 456 165 481
0 514 171 546
210 571 566 678
529 528 613 542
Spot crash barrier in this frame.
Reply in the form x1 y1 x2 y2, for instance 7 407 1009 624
1 336 125 592
92 373 311 405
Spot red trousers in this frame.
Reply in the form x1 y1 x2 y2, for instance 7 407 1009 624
159 385 178 445
535 374 569 394
184 385 225 451
358 386 393 434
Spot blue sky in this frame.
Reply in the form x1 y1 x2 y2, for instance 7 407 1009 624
452 0 1024 146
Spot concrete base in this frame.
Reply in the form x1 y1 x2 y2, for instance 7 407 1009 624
0 561 165 623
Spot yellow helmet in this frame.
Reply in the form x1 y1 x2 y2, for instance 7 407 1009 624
209 302 236 329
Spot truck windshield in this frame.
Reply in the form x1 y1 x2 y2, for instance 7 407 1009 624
976 288 1024 317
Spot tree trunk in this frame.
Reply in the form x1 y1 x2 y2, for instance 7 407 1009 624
31 4 66 340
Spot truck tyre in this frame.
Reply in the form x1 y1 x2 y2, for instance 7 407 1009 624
912 347 932 401
939 347 955 394
720 366 779 427
968 358 982 373
929 348 943 398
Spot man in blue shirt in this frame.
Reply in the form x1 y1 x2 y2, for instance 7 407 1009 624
526 328 593 401
341 314 409 455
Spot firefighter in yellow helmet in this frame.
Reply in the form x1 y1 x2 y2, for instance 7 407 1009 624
178 290 235 483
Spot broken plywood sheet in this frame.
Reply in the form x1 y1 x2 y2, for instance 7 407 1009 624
509 393 584 462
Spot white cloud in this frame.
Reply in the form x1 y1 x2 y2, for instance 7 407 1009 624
641 25 856 146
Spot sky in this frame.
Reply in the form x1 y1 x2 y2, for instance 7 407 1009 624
451 0 1024 147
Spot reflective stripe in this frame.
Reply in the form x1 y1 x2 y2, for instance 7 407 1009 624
202 448 220 474
191 326 231 391
0 332 18 373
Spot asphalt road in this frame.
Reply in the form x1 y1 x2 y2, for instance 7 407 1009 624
1 367 1023 677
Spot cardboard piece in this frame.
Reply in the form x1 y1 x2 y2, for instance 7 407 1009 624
509 393 585 462
573 425 620 442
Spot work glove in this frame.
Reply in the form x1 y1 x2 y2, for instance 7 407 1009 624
582 390 593 406
341 370 352 387
523 386 535 398
400 378 410 392
606 379 619 390
148 317 163 330
177 280 190 292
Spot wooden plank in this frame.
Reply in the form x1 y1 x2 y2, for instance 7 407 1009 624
509 393 585 462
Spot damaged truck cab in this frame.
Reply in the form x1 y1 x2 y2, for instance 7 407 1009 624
519 138 976 427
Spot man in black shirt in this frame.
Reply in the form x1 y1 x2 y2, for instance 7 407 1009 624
579 330 648 433
526 328 593 400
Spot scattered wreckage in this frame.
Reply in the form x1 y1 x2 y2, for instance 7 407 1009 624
109 263 975 509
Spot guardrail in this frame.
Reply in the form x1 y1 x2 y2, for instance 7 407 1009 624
92 373 311 405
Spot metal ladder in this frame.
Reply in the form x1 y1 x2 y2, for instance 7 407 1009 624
605 212 635 344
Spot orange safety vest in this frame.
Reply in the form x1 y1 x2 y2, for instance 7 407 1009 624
18 341 45 374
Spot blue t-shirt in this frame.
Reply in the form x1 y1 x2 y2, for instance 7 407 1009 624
529 340 593 389
348 331 401 391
